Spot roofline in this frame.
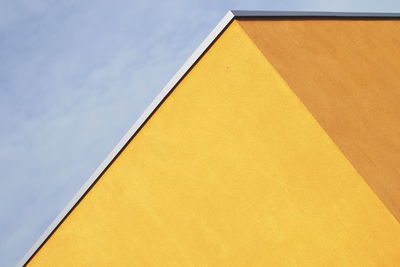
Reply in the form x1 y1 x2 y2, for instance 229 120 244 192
231 10 400 18
19 10 400 266
18 10 235 267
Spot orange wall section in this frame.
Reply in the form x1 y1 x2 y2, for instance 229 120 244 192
238 19 400 222
28 21 400 266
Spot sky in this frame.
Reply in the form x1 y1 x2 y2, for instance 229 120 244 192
1 0 399 266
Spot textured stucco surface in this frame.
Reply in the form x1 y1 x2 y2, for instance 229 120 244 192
239 18 400 222
29 20 400 266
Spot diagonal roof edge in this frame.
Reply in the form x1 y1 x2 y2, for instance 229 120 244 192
19 10 400 266
18 10 235 267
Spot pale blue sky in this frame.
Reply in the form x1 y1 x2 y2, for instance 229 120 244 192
1 0 399 266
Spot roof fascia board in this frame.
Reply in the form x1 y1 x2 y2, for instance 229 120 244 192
232 10 400 18
19 9 400 266
18 10 235 267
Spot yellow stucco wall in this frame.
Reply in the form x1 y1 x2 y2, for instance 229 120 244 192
28 21 400 266
238 19 400 222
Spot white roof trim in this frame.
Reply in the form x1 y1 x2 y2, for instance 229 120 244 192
18 10 235 267
19 10 400 266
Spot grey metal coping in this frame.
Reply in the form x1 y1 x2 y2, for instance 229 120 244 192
231 10 400 18
19 10 400 267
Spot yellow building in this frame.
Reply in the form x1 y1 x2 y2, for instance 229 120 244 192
21 11 400 266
